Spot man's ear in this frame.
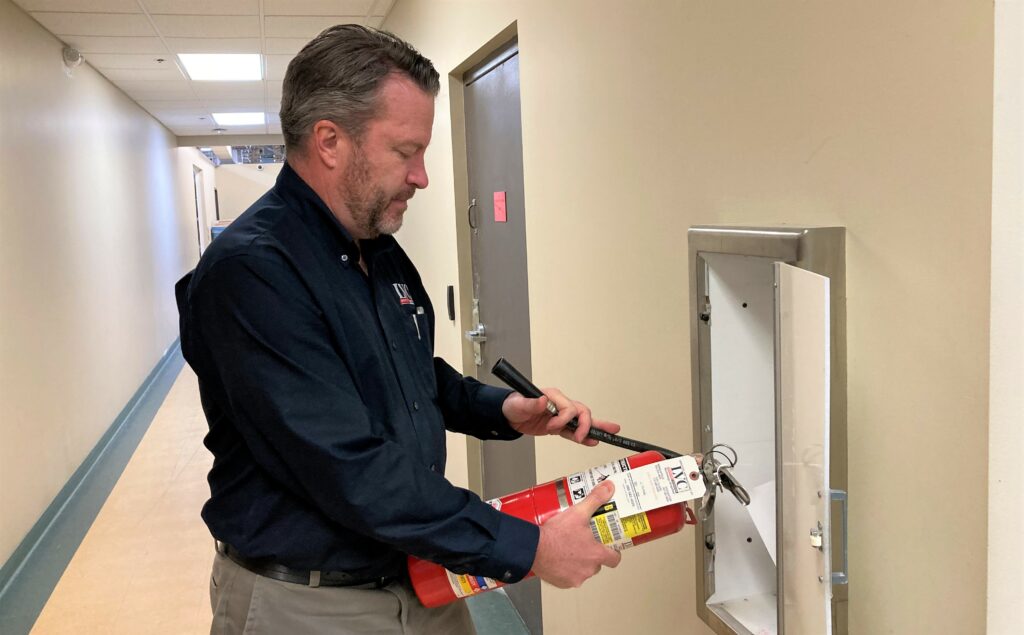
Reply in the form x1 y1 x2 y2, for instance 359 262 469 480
310 120 351 169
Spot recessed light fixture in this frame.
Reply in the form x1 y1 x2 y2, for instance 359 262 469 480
212 112 265 126
178 53 262 81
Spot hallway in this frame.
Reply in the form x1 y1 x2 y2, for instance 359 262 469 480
25 365 527 634
30 367 212 634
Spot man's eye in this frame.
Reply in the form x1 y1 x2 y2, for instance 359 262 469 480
396 148 413 159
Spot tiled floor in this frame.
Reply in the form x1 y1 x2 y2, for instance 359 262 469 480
29 366 528 634
31 367 214 634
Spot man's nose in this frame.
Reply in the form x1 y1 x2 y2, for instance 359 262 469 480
407 155 429 190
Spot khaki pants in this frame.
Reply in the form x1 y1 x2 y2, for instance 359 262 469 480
209 551 477 635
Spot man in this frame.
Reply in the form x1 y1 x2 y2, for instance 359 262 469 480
176 25 621 634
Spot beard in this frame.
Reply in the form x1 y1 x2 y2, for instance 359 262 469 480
343 145 412 238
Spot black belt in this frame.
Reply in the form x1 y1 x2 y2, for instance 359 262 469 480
216 541 400 589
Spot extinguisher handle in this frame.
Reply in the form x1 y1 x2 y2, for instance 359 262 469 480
491 357 681 458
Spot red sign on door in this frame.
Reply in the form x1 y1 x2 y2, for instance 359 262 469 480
493 191 507 223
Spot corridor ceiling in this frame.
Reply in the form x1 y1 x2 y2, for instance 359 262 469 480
13 0 397 137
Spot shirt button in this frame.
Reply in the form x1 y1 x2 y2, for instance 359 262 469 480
490 431 499 437
340 254 349 263
502 571 513 582
412 402 419 411
429 463 437 472
391 341 398 350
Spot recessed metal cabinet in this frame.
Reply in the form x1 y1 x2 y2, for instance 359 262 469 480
688 226 848 635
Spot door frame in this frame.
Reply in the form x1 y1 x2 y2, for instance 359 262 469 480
448 21 521 496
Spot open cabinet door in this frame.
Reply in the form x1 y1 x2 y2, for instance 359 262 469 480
774 263 832 635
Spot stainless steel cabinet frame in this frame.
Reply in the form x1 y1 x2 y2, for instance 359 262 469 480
688 226 848 635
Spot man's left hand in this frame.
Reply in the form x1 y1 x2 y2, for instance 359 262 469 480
502 389 621 446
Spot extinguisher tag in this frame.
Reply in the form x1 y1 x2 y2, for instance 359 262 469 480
601 455 705 518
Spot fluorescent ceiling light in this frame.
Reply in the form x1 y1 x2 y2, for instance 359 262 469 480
212 112 265 126
178 54 262 81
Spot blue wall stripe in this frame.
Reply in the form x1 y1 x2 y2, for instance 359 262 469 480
0 340 185 635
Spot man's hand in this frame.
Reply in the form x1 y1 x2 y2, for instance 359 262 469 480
502 389 621 445
531 480 622 588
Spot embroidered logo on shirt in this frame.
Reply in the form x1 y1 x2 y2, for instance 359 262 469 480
392 283 415 306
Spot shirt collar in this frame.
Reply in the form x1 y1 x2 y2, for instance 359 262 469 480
275 161 393 262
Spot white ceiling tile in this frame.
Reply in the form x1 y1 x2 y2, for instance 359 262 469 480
150 14 260 38
142 0 258 16
85 53 175 69
191 80 264 99
165 37 260 54
137 99 207 110
374 0 396 17
217 125 268 133
264 38 309 55
32 12 156 36
117 79 195 100
98 66 186 81
264 0 373 16
265 55 293 81
265 112 281 124
159 113 220 128
204 99 265 111
17 0 140 11
266 81 283 102
62 36 166 54
171 125 224 135
264 16 359 39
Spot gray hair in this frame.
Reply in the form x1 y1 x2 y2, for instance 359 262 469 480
280 24 440 153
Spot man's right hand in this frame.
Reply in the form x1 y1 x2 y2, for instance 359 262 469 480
530 480 622 588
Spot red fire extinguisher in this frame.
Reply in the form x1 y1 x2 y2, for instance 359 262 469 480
408 450 698 608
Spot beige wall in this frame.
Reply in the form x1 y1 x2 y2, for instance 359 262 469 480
988 1 1024 632
0 0 202 566
214 162 283 220
385 1 994 633
176 147 218 253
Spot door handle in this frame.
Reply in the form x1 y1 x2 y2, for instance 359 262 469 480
467 198 479 230
464 323 487 343
831 489 849 585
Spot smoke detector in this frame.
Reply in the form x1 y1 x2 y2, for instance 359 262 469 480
62 46 83 68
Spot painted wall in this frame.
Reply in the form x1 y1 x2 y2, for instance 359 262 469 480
0 0 202 567
214 162 283 220
384 1 994 633
988 1 1024 632
176 147 218 254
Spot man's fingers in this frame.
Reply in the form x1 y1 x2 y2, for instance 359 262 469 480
602 547 623 568
575 480 615 516
573 403 592 443
591 419 621 436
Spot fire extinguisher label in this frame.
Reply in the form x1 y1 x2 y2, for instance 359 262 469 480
566 458 632 505
602 455 706 517
590 504 654 550
445 570 500 599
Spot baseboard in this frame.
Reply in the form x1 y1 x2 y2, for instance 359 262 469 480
0 340 185 634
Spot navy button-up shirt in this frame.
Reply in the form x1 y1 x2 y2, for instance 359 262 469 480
175 162 539 582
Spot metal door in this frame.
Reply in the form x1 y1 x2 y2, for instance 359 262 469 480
774 263 832 635
463 41 541 633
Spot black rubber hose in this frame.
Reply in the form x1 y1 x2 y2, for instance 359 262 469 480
491 357 681 459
